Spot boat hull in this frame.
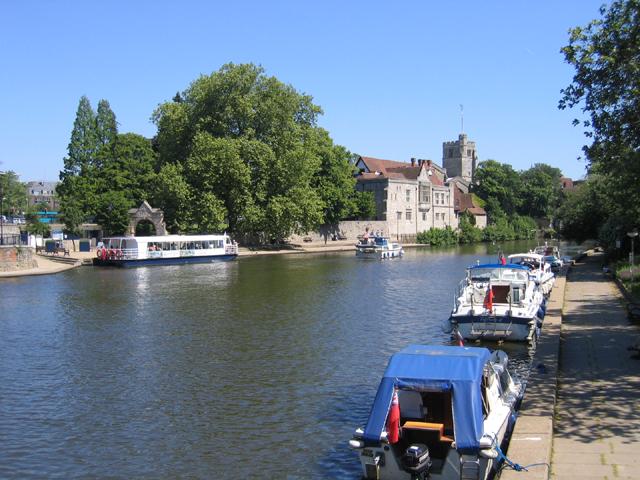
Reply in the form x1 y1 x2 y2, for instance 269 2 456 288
451 314 539 342
93 254 237 268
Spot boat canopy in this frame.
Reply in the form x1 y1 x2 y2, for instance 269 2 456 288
362 345 491 453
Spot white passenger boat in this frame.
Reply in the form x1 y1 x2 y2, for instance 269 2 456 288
356 236 404 259
449 263 546 342
93 234 238 267
350 345 522 480
507 253 555 296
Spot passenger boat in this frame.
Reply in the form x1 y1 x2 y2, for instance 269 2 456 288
349 345 522 480
356 236 404 259
449 263 546 342
93 234 238 267
507 253 555 296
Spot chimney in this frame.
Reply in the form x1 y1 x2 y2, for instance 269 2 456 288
426 160 432 167
411 158 416 167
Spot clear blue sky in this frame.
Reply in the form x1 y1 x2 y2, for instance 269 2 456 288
0 1 606 182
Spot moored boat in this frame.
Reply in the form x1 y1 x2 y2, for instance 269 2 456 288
349 345 522 480
507 252 555 296
356 235 404 259
449 263 546 342
93 234 238 267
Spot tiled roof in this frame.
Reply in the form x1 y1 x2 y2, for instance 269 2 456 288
453 185 486 215
357 156 444 183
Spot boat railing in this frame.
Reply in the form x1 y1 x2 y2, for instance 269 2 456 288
453 278 467 311
225 243 238 255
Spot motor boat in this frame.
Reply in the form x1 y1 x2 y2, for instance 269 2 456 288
507 253 555 296
449 264 546 342
349 345 522 480
356 235 404 259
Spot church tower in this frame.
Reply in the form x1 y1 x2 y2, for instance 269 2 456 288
442 134 477 182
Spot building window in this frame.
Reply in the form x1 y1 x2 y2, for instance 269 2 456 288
406 209 412 221
397 211 402 220
406 189 411 202
419 185 430 203
422 212 427 221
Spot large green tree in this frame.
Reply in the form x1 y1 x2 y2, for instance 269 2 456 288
560 0 640 229
519 163 563 218
58 96 99 228
0 171 27 216
152 63 351 241
473 160 523 216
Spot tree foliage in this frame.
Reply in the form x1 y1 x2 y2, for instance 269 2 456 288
58 97 157 235
560 0 640 231
152 63 357 241
0 171 27 216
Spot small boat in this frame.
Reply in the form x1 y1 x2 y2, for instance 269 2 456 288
93 234 238 267
350 345 522 480
356 236 404 259
533 243 561 258
449 263 546 342
507 253 555 296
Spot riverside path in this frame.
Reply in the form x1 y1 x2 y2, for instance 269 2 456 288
552 253 640 479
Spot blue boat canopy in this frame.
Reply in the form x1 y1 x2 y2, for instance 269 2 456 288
362 345 491 453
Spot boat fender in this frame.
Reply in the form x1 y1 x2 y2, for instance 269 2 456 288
479 448 498 459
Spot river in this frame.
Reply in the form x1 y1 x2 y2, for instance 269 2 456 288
0 240 577 478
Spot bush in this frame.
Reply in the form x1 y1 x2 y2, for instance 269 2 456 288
459 214 483 244
417 226 458 246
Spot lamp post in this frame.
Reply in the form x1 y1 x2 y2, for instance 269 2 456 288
628 229 638 283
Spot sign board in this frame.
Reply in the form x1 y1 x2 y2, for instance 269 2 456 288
52 230 64 240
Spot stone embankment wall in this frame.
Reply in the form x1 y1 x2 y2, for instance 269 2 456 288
288 220 390 245
0 246 38 272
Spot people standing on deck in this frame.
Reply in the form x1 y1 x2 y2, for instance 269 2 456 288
499 252 506 265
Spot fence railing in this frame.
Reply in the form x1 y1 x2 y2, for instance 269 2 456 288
0 234 28 246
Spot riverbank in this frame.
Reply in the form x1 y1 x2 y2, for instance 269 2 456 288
501 251 640 480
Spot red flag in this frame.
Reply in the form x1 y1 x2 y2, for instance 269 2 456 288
387 389 400 444
484 286 494 312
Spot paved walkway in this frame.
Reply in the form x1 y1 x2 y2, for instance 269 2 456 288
552 254 640 479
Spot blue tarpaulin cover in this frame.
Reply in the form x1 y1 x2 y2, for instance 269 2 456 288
362 345 491 453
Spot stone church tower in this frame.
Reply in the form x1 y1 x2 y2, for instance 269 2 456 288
442 134 477 182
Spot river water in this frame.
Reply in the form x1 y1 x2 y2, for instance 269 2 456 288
0 241 576 479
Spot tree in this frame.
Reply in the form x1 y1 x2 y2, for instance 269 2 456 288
152 63 347 241
556 176 609 241
519 163 563 218
560 0 640 228
58 96 99 227
473 160 523 215
0 171 27 216
95 99 119 171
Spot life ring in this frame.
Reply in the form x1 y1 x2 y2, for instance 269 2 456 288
108 249 115 259
116 249 123 259
96 249 102 259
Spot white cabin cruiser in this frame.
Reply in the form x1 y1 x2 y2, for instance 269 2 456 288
356 236 404 259
507 253 555 296
449 264 546 342
350 345 522 480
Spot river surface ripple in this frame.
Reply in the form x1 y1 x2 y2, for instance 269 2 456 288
1 241 566 478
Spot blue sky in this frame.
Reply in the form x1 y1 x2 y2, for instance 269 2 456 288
0 1 605 181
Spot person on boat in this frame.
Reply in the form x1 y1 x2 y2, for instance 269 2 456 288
499 252 506 265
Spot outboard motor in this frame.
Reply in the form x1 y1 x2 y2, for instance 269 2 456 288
402 444 431 479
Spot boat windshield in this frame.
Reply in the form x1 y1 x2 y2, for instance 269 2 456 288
470 267 529 283
509 256 541 268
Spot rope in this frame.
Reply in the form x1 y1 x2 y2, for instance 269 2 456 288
493 439 549 473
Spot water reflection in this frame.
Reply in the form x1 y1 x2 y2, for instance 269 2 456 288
0 241 580 479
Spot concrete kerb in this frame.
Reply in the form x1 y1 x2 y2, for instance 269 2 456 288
500 267 569 480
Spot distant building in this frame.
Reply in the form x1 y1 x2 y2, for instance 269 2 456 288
560 177 574 190
26 181 59 211
442 133 477 183
354 156 458 242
